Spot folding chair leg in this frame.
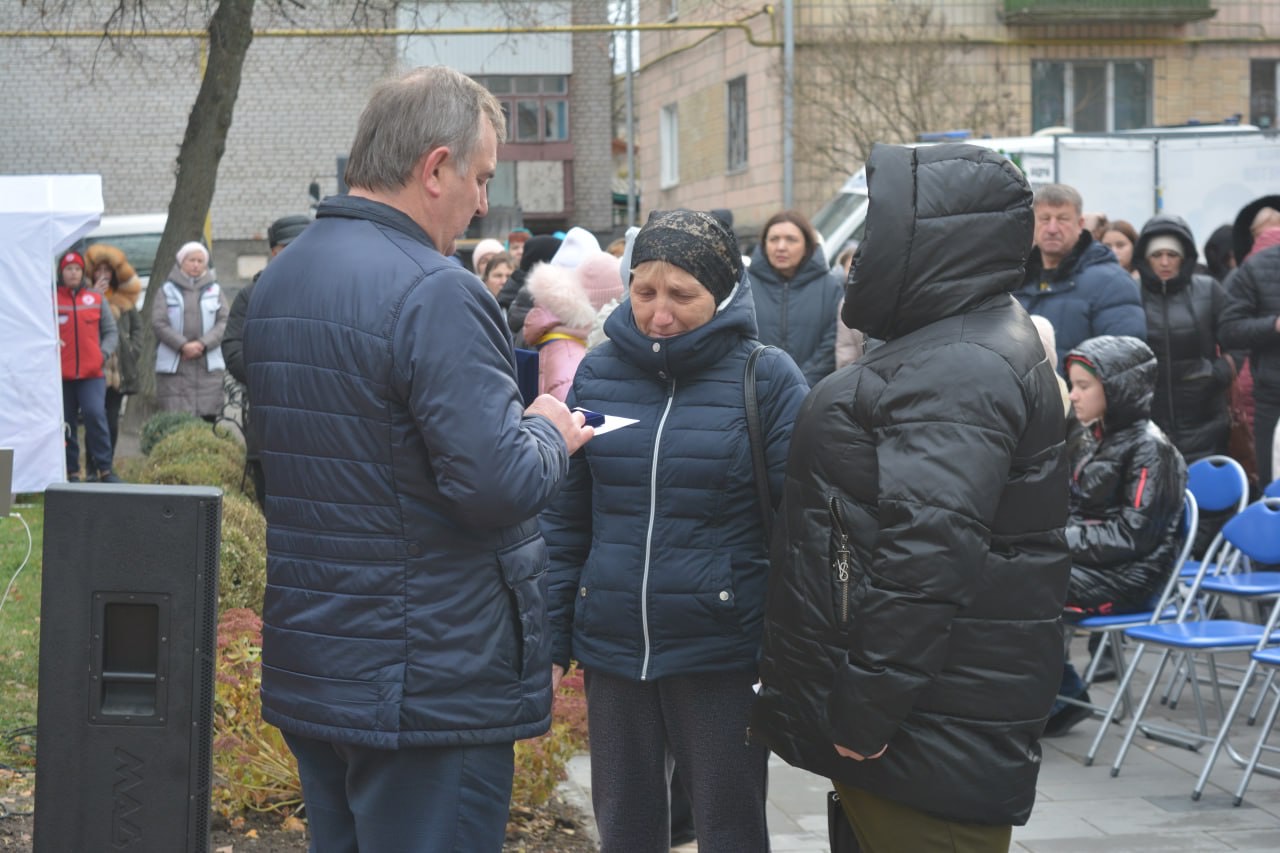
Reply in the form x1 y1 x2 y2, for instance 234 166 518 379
1234 687 1280 806
1085 642 1144 766
1194 659 1261 800
1247 669 1276 726
1112 647 1173 777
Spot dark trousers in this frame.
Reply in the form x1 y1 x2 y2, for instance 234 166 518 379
834 782 1011 853
62 377 112 476
583 668 770 853
1255 395 1280 487
282 732 514 853
104 387 125 455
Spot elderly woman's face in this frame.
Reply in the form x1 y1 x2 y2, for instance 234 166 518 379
181 252 208 277
630 261 716 338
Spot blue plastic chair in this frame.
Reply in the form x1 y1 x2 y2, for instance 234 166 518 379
1266 478 1280 500
1079 491 1198 767
1179 456 1249 581
1234 644 1280 805
1108 499 1280 796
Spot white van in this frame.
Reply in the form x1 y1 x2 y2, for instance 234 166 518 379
73 213 167 289
813 135 1059 266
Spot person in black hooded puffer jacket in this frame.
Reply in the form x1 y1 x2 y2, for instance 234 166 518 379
1045 335 1188 737
750 143 1070 849
1133 214 1233 463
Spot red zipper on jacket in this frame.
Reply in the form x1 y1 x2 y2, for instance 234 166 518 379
1133 467 1149 508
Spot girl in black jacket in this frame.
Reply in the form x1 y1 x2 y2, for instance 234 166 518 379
1047 335 1188 736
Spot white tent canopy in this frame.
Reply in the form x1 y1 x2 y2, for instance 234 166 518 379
0 175 103 493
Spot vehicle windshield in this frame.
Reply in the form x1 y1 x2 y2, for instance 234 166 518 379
811 191 868 244
79 233 164 281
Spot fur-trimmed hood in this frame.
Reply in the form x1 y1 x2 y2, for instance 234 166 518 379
526 261 598 330
84 243 143 312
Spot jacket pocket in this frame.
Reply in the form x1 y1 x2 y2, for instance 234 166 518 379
829 496 853 629
496 533 550 682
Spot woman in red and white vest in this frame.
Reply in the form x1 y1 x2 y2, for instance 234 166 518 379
55 250 120 482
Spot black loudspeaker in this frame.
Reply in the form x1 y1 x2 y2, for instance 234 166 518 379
34 483 222 853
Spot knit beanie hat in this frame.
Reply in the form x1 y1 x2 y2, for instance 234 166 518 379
551 227 600 269
519 235 563 272
471 238 505 273
59 251 85 273
577 252 624 312
1144 234 1184 259
176 241 209 264
629 209 743 304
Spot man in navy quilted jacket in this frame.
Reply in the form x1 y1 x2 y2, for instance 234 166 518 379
243 66 592 852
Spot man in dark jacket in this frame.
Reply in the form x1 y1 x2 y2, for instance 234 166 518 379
1221 194 1280 485
751 143 1070 850
243 66 592 852
221 214 309 506
1012 183 1147 368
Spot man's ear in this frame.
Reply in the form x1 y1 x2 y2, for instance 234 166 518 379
417 146 451 199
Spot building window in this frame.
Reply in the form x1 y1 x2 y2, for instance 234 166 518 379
1032 61 1152 133
727 76 748 172
660 103 679 188
474 75 570 142
1252 60 1278 129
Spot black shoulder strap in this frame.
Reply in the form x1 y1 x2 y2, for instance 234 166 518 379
745 344 774 546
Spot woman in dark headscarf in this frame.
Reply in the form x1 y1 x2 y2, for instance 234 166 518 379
540 209 808 851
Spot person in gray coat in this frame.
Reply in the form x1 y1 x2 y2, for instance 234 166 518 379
151 241 228 422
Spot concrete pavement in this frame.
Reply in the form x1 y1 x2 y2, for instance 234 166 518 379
559 634 1280 851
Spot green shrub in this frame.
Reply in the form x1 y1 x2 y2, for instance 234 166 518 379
142 423 253 501
212 609 301 819
140 411 202 455
220 493 267 615
510 663 589 810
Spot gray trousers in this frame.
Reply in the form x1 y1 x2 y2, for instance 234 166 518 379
584 667 770 853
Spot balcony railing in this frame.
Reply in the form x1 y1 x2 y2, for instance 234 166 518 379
1003 0 1216 25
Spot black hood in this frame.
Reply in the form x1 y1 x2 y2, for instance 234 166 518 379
1232 194 1280 265
843 143 1033 340
1067 335 1155 432
1135 213 1198 293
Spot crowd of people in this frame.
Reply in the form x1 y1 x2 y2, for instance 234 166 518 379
55 62 1280 853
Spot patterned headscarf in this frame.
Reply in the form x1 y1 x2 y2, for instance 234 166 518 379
629 209 743 303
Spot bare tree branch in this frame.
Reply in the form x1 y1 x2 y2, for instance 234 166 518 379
795 3 1019 180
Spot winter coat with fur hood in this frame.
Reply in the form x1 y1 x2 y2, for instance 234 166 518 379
1064 335 1188 613
522 262 598 402
1134 214 1232 462
750 143 1071 827
84 243 144 394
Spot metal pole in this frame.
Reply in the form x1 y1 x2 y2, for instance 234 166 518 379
625 0 637 227
782 0 794 209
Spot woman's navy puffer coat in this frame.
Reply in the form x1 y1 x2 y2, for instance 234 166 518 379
750 143 1071 827
540 275 809 680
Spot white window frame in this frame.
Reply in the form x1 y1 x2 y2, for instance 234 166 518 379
1035 60 1151 133
660 103 680 188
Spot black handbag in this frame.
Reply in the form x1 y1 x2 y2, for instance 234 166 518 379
827 788 862 853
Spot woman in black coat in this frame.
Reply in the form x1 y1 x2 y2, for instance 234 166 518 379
1135 214 1233 463
751 143 1070 845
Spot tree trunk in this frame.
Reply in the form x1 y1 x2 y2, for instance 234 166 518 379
136 0 255 403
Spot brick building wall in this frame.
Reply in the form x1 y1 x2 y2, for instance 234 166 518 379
570 0 617 233
637 0 1280 240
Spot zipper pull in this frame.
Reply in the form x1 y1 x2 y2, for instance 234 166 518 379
836 546 850 583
